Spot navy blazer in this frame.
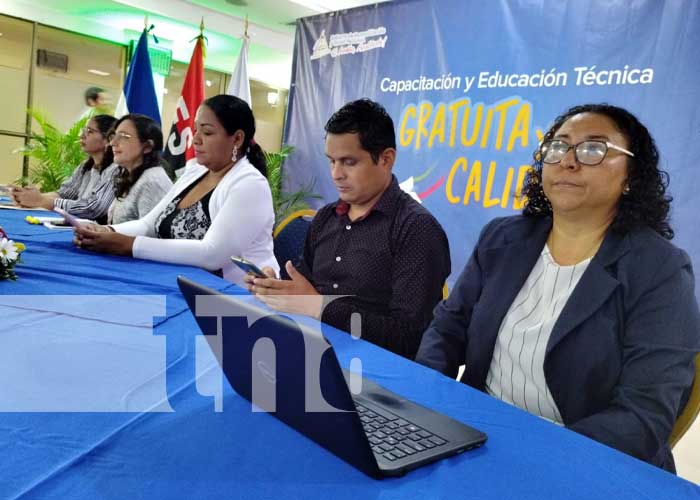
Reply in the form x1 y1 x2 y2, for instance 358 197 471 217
416 215 700 472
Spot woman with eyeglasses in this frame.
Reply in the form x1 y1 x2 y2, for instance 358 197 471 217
416 103 700 472
106 114 173 224
10 115 119 223
73 95 278 284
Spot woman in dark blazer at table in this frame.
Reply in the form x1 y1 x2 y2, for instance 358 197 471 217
416 103 700 472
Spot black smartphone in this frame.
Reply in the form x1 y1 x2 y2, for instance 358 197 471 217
231 256 268 279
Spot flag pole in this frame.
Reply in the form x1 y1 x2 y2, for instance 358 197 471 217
198 17 207 59
226 14 252 107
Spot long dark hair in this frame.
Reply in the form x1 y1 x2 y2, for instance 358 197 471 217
522 103 673 239
202 94 267 176
82 114 116 172
111 114 166 199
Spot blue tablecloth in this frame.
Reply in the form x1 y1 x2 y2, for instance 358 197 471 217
1 210 698 499
0 208 62 237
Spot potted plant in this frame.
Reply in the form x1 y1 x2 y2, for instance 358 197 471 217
264 145 321 224
14 110 88 192
0 226 26 281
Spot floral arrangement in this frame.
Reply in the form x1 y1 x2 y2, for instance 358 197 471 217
0 226 25 281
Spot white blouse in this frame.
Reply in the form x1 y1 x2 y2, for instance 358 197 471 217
111 157 279 285
485 245 591 424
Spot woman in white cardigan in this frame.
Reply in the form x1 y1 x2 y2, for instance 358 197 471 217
73 95 279 284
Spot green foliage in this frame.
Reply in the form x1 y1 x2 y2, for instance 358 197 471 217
15 111 88 192
264 145 322 224
0 251 23 281
0 226 24 281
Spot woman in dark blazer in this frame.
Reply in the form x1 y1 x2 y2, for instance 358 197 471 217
416 103 700 473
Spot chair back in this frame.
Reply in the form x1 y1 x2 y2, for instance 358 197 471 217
273 209 316 279
669 353 700 448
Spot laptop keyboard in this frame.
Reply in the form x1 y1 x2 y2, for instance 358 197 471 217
354 401 447 462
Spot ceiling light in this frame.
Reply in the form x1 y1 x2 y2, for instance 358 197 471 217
206 80 212 87
88 69 110 76
288 0 331 12
163 88 169 94
288 0 383 12
267 91 279 106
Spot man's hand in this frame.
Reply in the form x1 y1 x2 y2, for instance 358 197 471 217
244 261 323 319
73 225 134 256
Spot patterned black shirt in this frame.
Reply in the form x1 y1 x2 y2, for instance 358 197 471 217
155 177 213 240
296 175 450 359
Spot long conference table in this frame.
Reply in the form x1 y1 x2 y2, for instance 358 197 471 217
1 208 698 500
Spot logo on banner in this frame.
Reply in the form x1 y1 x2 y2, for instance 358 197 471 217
311 27 388 60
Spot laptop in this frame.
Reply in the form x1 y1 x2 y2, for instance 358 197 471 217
177 276 487 478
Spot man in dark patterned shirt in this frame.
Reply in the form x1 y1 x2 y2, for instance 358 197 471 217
246 99 450 359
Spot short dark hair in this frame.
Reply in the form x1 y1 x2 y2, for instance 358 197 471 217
522 103 673 239
324 98 396 163
202 94 267 177
84 86 104 105
111 113 166 199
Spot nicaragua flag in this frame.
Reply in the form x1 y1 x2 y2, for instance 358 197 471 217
115 29 161 125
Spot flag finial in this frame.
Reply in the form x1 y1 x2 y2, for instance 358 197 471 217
144 15 148 30
244 14 249 38
200 17 205 35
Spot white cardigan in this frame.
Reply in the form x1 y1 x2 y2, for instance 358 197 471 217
112 157 279 284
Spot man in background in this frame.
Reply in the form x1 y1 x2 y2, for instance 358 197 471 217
81 86 114 118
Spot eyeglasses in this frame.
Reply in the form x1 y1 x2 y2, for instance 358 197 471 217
540 140 635 166
108 132 134 144
81 126 101 136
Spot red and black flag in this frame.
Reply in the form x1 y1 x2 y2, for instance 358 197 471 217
163 27 205 175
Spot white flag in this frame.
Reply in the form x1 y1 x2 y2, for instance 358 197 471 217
227 35 251 108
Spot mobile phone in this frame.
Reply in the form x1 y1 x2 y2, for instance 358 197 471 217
53 207 83 228
231 256 268 279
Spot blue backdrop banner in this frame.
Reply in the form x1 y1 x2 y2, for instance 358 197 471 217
283 0 700 295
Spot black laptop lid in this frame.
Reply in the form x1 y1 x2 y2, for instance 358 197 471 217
177 276 382 478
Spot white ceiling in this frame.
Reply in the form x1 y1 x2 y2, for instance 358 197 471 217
0 0 391 88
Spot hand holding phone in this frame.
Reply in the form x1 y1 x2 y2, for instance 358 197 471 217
231 256 268 279
53 207 84 228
